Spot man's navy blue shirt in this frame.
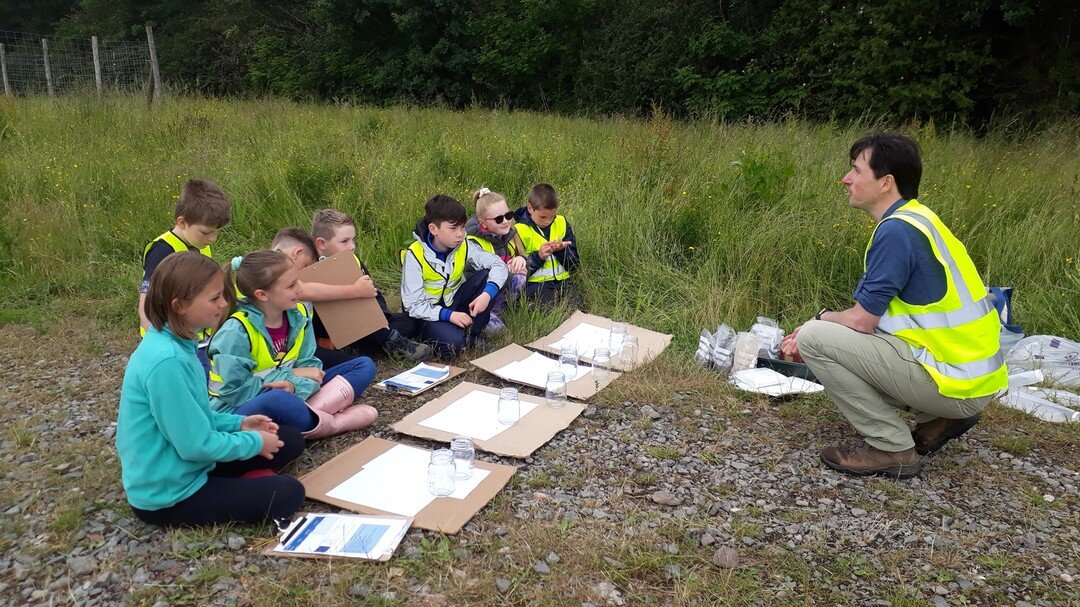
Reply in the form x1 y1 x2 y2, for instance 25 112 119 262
854 199 947 316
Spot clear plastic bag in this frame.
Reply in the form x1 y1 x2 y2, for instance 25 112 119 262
749 316 785 359
1006 335 1080 388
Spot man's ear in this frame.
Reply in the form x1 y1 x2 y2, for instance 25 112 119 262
880 174 894 193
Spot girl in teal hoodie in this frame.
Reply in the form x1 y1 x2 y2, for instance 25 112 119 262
116 252 305 527
209 249 379 439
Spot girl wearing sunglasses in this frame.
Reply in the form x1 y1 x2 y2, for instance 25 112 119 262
464 188 528 333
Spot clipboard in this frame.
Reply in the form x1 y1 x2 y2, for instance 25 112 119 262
372 363 468 397
263 511 412 561
298 250 388 348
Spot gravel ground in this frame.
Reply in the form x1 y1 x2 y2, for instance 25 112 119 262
0 323 1076 606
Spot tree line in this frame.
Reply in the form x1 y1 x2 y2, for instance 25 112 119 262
3 0 1076 127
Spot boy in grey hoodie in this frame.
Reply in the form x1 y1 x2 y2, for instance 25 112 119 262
401 195 509 359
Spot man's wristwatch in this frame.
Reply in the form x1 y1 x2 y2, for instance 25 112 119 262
815 307 829 321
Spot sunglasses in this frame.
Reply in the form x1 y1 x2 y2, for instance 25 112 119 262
486 211 516 224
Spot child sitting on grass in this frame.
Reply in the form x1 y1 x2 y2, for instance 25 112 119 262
208 249 378 439
401 194 509 358
464 187 528 333
117 252 304 527
307 210 434 366
138 179 232 374
513 183 582 307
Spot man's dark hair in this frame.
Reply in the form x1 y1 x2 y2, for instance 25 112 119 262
424 194 467 227
849 133 922 200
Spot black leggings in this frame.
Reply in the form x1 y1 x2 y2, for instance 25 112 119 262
131 426 306 528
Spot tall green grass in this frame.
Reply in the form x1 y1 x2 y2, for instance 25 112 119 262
0 96 1076 344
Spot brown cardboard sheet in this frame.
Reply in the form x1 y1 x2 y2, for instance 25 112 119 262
526 310 672 371
297 250 388 347
391 381 586 458
300 437 515 535
469 343 620 401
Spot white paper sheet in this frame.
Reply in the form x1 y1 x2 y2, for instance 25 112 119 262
494 352 590 387
416 389 541 440
549 322 623 357
378 363 451 394
730 367 823 396
325 444 490 516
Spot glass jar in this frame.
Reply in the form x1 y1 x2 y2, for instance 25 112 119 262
497 387 520 425
450 436 475 480
592 348 612 381
427 449 456 496
545 371 568 408
558 345 579 379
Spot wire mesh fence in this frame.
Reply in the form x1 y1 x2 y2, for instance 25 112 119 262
0 30 152 96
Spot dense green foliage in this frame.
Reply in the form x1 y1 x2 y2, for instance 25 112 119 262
4 0 1076 126
0 97 1076 344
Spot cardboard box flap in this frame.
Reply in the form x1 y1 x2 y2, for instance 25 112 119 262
300 437 515 535
391 381 587 458
526 310 672 371
469 343 620 401
297 250 388 348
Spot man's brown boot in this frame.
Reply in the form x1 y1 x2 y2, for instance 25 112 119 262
911 414 981 455
820 443 922 479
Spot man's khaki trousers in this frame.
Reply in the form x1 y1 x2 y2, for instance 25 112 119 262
797 320 994 452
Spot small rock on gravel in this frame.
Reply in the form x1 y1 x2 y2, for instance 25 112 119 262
700 533 716 547
545 552 560 564
640 405 662 420
227 534 246 550
348 584 370 599
650 490 682 507
712 547 740 569
67 556 96 576
534 561 551 575
495 578 511 594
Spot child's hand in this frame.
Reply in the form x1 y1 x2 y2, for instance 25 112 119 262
538 243 554 259
242 414 278 434
352 275 377 299
293 367 326 382
258 430 284 460
468 292 492 316
263 380 296 393
449 311 473 328
507 256 527 274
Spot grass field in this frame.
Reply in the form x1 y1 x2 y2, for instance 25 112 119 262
0 96 1077 339
0 97 1077 607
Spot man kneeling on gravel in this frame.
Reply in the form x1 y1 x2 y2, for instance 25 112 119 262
780 133 1007 479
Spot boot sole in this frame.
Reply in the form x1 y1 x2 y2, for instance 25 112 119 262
820 455 922 479
914 415 981 456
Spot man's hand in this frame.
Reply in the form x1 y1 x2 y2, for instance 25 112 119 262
292 367 325 382
241 414 278 434
263 380 296 393
780 326 802 360
351 275 377 299
507 256 527 274
258 430 284 460
449 311 473 328
468 292 492 316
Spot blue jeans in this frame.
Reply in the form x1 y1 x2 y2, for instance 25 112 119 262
233 390 317 432
419 270 494 359
323 356 377 396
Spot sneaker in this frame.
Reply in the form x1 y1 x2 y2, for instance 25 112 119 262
382 329 435 361
484 314 507 336
911 414 981 455
819 443 922 479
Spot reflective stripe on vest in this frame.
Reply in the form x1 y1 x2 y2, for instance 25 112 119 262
515 216 569 283
405 241 467 307
869 200 1007 398
140 232 214 340
207 303 310 397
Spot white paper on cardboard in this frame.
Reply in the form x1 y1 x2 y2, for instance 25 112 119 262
325 444 490 516
494 352 589 386
549 322 624 357
730 367 824 396
416 389 540 440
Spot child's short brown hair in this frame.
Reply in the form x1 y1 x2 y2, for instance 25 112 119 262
272 227 318 262
526 184 559 211
311 209 355 241
175 178 231 228
145 252 223 339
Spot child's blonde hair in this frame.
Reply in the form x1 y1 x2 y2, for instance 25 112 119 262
311 209 354 242
473 187 508 218
145 252 224 339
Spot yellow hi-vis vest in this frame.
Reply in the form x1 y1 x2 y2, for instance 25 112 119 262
515 216 570 283
207 303 309 397
870 200 1007 398
466 234 520 257
141 231 214 339
402 241 468 307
